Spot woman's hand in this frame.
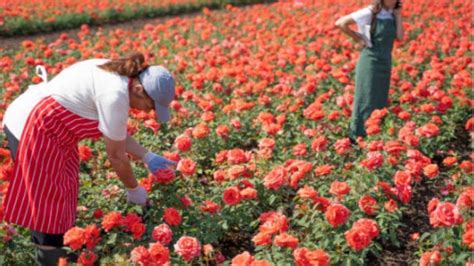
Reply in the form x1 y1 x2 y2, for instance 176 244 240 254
127 186 148 205
143 152 177 173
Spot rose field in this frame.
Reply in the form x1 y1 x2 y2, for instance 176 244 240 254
0 0 473 265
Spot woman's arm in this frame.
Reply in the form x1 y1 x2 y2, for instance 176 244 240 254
125 134 148 160
393 9 404 41
104 136 138 189
335 15 366 45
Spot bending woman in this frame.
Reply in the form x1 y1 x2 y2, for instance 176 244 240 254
335 0 404 141
2 53 177 265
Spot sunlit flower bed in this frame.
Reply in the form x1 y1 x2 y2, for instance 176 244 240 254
0 0 263 36
0 0 473 265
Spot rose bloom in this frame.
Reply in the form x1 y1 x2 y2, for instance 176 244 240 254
152 224 173 245
263 166 287 190
360 151 384 171
416 123 440 138
77 250 97 266
192 123 210 139
314 164 334 176
215 150 228 164
130 246 151 265
393 170 413 186
174 236 201 262
153 168 175 184
163 151 181 163
297 185 318 200
396 184 412 204
259 213 289 235
174 134 192 152
131 222 146 240
352 219 380 239
358 195 378 215
429 202 463 228
442 156 457 167
240 187 258 200
216 124 229 138
148 242 170 265
419 250 442 266
258 138 276 150
293 144 307 157
180 195 193 208
463 226 474 250
177 158 197 177
384 199 398 213
84 224 101 250
78 145 93 161
101 211 123 232
227 165 248 180
325 204 351 228
213 169 226 182
163 208 182 226
252 232 272 246
457 187 474 209
64 227 85 250
293 247 329 266
200 200 220 214
227 148 250 165
329 181 351 197
333 138 351 155
274 232 299 249
423 164 439 179
231 251 254 265
344 228 371 251
223 186 242 206
427 198 440 214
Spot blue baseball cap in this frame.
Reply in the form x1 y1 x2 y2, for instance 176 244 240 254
138 66 175 122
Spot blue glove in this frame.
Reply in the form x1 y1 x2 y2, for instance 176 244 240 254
143 151 177 173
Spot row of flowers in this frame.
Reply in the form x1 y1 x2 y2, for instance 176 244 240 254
0 0 268 36
0 0 472 265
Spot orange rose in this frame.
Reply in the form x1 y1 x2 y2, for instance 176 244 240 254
101 211 123 232
263 166 287 190
442 156 457 167
293 247 329 266
393 170 413 186
293 144 307 157
177 158 197 176
227 148 250 165
200 200 220 214
311 136 328 152
174 134 192 152
240 187 257 200
163 207 182 226
77 250 97 266
325 203 351 228
358 195 378 215
64 227 85 250
314 164 334 176
329 181 351 197
192 123 210 139
258 138 276 150
344 228 371 251
131 246 150 265
152 224 173 245
231 251 254 266
297 185 318 200
223 186 241 206
416 123 440 137
429 202 463 228
423 164 439 179
174 236 201 262
252 232 272 246
419 251 442 266
384 199 398 213
148 242 170 265
216 124 229 138
274 232 299 249
456 187 474 209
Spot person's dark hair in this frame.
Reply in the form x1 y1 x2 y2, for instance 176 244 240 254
98 53 148 77
369 0 383 36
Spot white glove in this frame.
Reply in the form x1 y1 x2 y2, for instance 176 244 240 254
127 186 148 205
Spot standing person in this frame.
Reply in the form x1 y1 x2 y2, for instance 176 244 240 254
1 53 177 265
335 0 404 142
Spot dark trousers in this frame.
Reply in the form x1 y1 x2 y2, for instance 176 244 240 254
4 126 64 247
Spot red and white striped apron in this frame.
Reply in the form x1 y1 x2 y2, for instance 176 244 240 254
3 96 102 234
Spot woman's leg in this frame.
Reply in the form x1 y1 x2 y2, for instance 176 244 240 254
4 127 76 265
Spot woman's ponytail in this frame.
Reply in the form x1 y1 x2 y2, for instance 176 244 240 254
98 53 148 77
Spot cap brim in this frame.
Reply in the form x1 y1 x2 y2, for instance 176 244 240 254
155 102 170 122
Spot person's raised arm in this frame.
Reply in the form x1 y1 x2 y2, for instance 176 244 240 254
335 15 366 46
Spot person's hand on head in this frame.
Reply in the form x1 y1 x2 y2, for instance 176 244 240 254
143 151 177 173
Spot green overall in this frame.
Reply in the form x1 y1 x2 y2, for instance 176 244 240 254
349 16 396 138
